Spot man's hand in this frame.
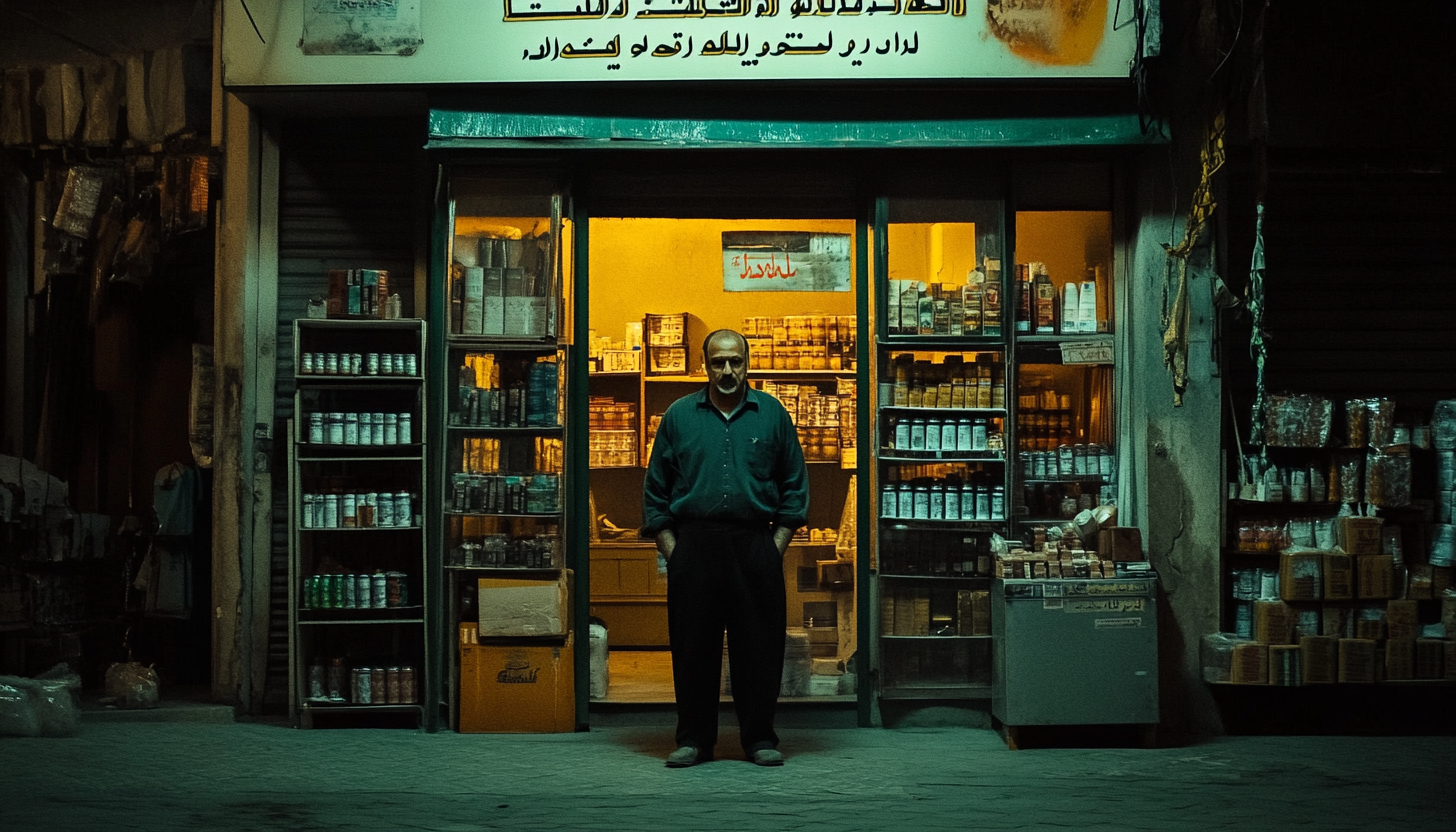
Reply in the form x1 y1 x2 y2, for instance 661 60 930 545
656 529 677 560
772 526 793 557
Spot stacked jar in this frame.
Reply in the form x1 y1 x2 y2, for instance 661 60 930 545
300 352 418 376
300 491 414 528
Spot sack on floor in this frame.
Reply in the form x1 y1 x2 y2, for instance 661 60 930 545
105 661 160 710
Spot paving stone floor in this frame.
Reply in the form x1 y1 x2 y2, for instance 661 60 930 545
7 706 1454 832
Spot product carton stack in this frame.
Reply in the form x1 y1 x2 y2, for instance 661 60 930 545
1207 508 1456 684
458 571 575 733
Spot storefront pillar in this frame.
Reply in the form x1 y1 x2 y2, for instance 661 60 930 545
213 91 278 711
1125 149 1224 737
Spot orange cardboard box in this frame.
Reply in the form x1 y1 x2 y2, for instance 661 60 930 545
1339 517 1383 555
1323 552 1354 601
1253 600 1296 645
459 629 575 733
1230 643 1269 684
1279 551 1324 601
1338 638 1377 683
1300 636 1338 684
1386 599 1420 641
1097 527 1144 560
1356 555 1394 600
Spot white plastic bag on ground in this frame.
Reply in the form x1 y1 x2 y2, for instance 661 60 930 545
0 679 40 737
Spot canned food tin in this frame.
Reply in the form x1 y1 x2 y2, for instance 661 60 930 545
380 353 394 375
894 419 910 450
371 412 385 445
308 412 324 444
325 353 339 375
394 492 412 526
301 352 315 374
404 354 418 376
351 353 363 375
370 667 386 704
341 494 358 528
303 575 317 608
386 667 401 704
398 413 412 444
393 354 407 375
371 573 387 608
383 413 399 445
354 667 372 704
326 413 344 445
301 494 315 529
322 494 340 528
386 571 407 607
356 574 372 608
398 666 416 703
342 574 357 608
376 491 395 527
366 352 380 375
326 574 343 608
343 413 360 445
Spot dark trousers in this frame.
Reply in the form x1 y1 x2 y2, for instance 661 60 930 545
667 522 786 754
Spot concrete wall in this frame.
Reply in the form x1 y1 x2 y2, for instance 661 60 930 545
1125 149 1224 738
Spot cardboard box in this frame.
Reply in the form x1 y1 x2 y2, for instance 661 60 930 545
1269 644 1303 686
1300 636 1338 684
458 630 574 733
1415 638 1445 679
479 573 570 638
1322 603 1354 638
1339 516 1383 555
1253 600 1296 645
1279 551 1324 601
969 590 991 636
1230 642 1269 684
1407 564 1434 600
1385 638 1416 680
1290 604 1322 640
1338 638 1377 683
1357 555 1394 599
1355 605 1387 641
1323 552 1354 601
1386 599 1420 640
1098 527 1144 560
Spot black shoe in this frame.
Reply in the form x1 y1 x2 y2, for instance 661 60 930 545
666 746 710 767
749 748 784 766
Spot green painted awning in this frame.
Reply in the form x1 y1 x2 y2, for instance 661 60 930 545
427 109 1165 150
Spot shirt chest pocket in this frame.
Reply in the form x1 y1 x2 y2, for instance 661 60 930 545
747 437 777 479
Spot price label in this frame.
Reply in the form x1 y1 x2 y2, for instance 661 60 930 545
1060 340 1114 365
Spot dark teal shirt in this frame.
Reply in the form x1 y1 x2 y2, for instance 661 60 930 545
642 387 809 536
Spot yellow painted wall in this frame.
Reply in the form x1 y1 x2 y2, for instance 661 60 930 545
1013 211 1114 316
588 218 857 352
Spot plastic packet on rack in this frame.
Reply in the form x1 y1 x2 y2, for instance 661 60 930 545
1235 518 1289 554
1365 447 1411 508
1433 400 1456 450
1263 393 1332 448
1200 633 1253 683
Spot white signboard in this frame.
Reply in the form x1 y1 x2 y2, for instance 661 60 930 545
302 0 424 56
722 231 851 292
223 0 1137 86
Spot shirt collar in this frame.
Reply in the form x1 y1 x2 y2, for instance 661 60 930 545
695 386 761 415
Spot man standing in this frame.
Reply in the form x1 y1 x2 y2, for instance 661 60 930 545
643 329 809 768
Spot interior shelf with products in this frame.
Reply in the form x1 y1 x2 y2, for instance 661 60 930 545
288 318 428 728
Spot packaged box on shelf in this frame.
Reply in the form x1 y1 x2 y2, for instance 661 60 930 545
1415 638 1445 679
1279 551 1324 601
1253 600 1296 645
1337 638 1377 683
1339 517 1383 555
1300 636 1338 684
1097 527 1143 560
601 350 640 373
1323 552 1354 601
1268 644 1303 686
1230 642 1269 684
970 590 991 636
459 629 575 733
1357 555 1395 599
479 572 570 638
1433 566 1453 595
1408 564 1434 600
1386 599 1420 640
1354 605 1386 641
1385 638 1416 681
1290 604 1322 640
808 675 842 696
1322 603 1355 638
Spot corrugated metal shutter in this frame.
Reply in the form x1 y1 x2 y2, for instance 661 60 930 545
1224 158 1456 424
266 118 424 709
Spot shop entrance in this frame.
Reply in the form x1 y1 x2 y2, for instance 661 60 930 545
585 214 862 706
